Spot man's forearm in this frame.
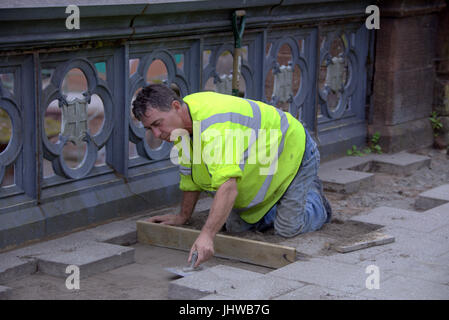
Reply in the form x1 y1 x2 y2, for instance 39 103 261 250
179 191 201 221
201 179 238 238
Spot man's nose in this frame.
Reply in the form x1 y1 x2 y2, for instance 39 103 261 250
151 127 161 138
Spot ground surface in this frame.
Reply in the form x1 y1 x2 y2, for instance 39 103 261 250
2 147 448 299
186 147 449 245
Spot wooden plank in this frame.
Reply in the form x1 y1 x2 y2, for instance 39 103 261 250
333 231 395 253
137 220 296 269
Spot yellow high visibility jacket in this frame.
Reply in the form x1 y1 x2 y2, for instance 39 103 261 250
174 92 306 224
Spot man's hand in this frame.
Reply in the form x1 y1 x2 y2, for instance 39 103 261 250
147 214 188 226
148 191 200 226
189 232 214 268
187 178 238 267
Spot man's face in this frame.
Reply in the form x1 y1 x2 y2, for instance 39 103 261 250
140 101 184 142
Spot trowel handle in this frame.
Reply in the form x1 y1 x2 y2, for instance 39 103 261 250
190 250 198 268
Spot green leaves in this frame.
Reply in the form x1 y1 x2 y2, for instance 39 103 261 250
429 111 443 137
347 132 382 156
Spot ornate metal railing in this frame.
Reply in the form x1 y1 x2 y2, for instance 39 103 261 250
0 0 374 249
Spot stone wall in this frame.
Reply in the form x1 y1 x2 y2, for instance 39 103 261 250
370 0 446 152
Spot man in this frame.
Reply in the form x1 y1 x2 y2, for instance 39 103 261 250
132 84 332 267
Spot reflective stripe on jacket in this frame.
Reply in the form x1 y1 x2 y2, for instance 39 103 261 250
174 92 306 224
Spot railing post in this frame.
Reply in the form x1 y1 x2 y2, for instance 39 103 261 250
106 44 129 177
185 40 201 94
16 54 40 200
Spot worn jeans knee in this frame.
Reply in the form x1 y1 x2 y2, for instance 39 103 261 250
273 128 327 238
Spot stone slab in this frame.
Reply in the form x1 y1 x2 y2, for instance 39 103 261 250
333 231 395 253
11 231 97 259
319 245 393 267
370 153 431 176
418 184 449 201
0 253 37 285
168 265 264 300
379 225 449 257
431 223 449 241
320 156 374 171
415 184 449 210
217 275 306 300
0 285 12 300
350 206 444 233
319 169 374 194
269 257 395 295
36 241 135 279
360 250 449 285
274 284 372 300
357 275 449 300
193 196 214 213
86 220 137 246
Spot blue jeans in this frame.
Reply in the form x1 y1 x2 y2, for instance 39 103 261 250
226 128 329 237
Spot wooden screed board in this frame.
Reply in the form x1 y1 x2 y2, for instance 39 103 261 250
137 220 296 269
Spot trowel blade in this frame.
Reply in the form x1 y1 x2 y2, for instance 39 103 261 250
164 265 204 277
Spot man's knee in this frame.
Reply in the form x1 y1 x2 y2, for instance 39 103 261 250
273 219 305 238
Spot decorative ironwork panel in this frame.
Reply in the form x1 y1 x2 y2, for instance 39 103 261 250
202 37 254 98
0 80 22 186
264 29 317 130
318 24 368 124
41 58 114 180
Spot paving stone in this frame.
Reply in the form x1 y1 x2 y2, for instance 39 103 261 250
360 251 449 285
415 197 449 212
0 253 37 284
422 202 449 218
350 206 444 233
434 252 449 268
415 184 449 210
168 265 265 300
370 153 431 176
320 152 430 177
269 258 395 295
280 233 335 257
320 246 393 266
274 284 373 300
319 169 374 194
36 241 135 279
193 196 214 212
320 156 373 171
86 220 137 246
217 275 306 300
379 225 449 256
0 285 12 300
12 231 97 259
358 275 449 299
333 231 395 253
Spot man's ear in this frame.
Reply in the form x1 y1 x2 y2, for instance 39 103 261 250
172 100 182 111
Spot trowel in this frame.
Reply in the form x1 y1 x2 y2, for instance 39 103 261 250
165 251 205 277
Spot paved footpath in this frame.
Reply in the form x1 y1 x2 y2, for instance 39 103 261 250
1 153 448 300
170 200 449 300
